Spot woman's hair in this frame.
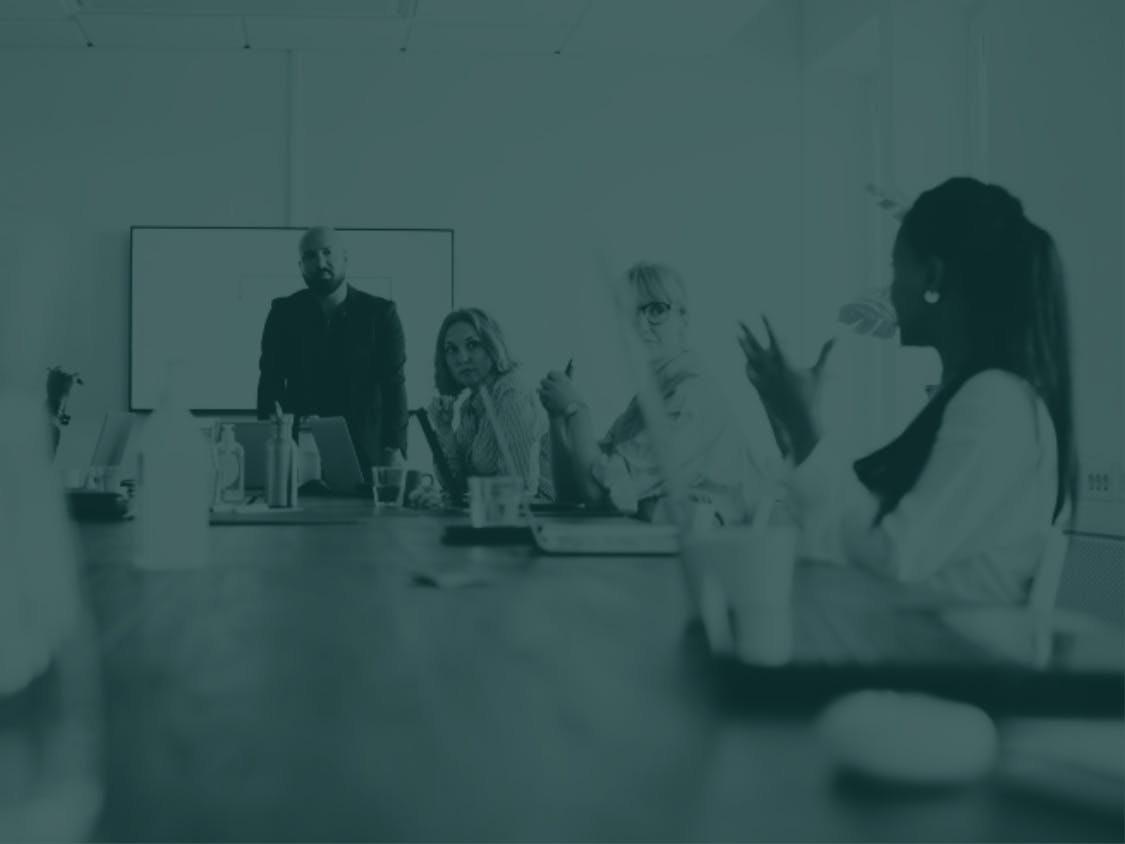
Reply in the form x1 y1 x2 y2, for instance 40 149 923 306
433 307 517 396
854 177 1076 524
626 261 688 312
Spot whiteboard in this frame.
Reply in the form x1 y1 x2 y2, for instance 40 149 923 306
130 227 454 417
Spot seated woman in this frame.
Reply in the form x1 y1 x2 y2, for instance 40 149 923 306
739 177 1076 605
425 308 552 500
539 261 767 524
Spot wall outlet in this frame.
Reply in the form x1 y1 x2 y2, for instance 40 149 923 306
1081 457 1124 503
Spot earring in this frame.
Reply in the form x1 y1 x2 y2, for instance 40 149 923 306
923 289 940 305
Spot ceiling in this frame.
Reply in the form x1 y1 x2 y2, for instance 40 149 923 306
0 0 770 56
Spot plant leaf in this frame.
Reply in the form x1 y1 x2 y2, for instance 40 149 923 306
838 287 898 339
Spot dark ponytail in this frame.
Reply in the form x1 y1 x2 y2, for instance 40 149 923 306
854 178 1076 524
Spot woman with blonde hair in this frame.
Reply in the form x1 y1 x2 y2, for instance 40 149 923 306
539 262 766 524
426 308 551 500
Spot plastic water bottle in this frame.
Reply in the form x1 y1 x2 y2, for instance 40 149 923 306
134 366 211 570
214 423 246 504
265 413 299 508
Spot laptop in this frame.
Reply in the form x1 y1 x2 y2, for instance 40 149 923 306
56 412 138 520
306 416 366 493
235 416 366 495
92 412 135 468
54 413 107 483
55 411 137 484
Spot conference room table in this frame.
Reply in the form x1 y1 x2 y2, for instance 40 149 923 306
9 501 1124 842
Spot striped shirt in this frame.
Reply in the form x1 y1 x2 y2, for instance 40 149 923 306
433 366 553 499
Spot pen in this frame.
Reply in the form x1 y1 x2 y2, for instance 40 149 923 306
565 358 574 377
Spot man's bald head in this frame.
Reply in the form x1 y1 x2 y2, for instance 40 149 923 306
298 226 348 298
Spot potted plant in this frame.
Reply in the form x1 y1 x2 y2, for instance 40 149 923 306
46 366 82 457
838 185 938 399
835 184 907 340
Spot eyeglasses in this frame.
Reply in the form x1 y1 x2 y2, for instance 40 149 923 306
636 301 676 325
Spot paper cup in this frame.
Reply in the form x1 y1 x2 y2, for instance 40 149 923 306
88 466 129 494
468 476 523 527
681 525 798 665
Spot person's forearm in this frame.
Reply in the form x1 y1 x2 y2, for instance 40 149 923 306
257 308 285 420
790 417 820 467
381 378 408 455
380 303 409 455
563 408 605 505
548 417 579 502
431 421 465 492
257 378 282 420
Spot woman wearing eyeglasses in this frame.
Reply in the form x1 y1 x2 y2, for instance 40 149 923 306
538 262 766 524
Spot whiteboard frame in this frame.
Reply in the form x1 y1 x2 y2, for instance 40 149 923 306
128 225 455 414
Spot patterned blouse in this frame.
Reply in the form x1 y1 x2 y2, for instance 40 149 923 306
433 366 553 499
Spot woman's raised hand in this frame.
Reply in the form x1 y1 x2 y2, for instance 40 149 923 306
537 370 582 418
427 394 457 430
738 317 835 465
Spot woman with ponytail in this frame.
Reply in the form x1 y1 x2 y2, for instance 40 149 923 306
739 177 1076 604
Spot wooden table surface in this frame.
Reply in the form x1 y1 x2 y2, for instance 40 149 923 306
17 503 1123 841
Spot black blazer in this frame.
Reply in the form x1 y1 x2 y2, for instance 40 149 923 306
256 287 408 479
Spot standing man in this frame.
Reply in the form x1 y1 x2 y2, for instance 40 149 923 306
257 227 407 483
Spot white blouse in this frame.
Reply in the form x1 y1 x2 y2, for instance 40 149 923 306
590 351 767 524
788 369 1061 605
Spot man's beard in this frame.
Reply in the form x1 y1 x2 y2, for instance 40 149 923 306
306 273 344 297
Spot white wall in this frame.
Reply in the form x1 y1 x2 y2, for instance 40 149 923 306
0 5 801 463
977 0 1125 495
0 49 289 414
295 45 801 442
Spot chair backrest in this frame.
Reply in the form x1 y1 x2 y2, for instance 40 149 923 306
1027 525 1071 666
1026 525 1123 666
1056 532 1125 627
